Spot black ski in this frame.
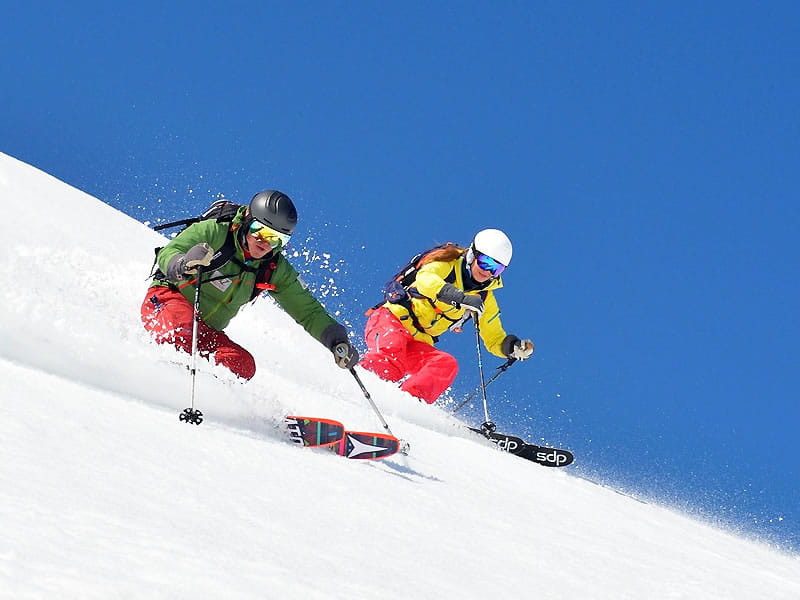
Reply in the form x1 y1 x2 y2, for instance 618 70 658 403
469 428 574 468
513 442 574 468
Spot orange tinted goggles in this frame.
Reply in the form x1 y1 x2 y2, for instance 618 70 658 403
249 221 291 248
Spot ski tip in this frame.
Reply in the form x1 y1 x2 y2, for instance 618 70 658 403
283 416 345 448
468 427 574 467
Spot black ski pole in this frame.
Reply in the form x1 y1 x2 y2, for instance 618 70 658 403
179 267 204 425
451 358 516 415
348 367 410 455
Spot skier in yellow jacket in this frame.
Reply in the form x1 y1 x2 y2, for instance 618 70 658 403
360 229 534 404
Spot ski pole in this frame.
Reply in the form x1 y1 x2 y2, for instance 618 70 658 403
472 316 496 435
179 267 205 425
451 357 516 415
348 367 410 455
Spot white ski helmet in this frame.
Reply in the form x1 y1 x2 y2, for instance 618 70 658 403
471 229 513 266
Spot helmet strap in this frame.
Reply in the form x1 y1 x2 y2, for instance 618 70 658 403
238 226 251 253
465 246 475 265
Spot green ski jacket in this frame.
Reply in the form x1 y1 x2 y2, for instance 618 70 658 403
152 207 338 340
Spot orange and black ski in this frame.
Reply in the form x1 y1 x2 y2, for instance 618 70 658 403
283 416 400 461
283 416 345 449
336 430 401 460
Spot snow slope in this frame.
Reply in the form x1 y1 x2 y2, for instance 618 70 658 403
0 153 797 599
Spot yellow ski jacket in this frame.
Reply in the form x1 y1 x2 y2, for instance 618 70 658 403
382 256 508 357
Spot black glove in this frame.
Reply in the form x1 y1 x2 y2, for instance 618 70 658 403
437 283 484 317
166 243 214 281
320 323 360 369
501 335 534 360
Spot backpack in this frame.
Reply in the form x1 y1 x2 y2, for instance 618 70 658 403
382 242 462 304
152 199 241 233
150 199 277 301
368 242 476 341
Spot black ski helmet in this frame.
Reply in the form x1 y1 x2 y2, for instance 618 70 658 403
248 190 297 235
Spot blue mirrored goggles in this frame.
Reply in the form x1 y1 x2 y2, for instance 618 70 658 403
475 253 506 276
248 220 291 248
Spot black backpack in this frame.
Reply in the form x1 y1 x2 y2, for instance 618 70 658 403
152 199 241 233
368 242 474 341
382 242 462 304
150 199 277 300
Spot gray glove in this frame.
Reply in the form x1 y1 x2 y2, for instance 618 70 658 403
501 335 534 360
333 341 360 369
437 283 484 317
320 323 360 369
166 243 214 281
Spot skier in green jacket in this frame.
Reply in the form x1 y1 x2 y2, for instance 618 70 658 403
141 190 359 380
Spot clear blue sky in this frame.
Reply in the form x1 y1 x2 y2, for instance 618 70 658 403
3 2 798 551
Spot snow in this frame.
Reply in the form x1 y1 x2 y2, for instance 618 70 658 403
0 152 798 599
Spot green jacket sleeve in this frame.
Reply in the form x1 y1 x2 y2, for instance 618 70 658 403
156 220 229 279
268 259 339 342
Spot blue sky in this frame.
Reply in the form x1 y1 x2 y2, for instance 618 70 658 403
3 2 798 550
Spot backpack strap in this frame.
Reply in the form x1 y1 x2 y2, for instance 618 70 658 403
247 257 279 301
208 232 238 271
407 267 458 318
151 226 278 301
152 216 200 232
219 234 279 301
150 230 238 282
392 267 476 343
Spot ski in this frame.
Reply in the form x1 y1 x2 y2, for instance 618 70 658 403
283 416 400 461
469 428 574 468
337 431 401 460
284 416 345 449
514 442 574 468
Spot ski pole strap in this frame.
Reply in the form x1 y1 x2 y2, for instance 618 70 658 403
448 312 472 333
496 357 517 373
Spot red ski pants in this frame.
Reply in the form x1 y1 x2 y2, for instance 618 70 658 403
359 307 458 404
140 286 256 380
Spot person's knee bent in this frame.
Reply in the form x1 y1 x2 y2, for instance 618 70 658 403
427 350 458 383
438 352 459 378
359 352 404 382
215 346 256 380
232 354 256 380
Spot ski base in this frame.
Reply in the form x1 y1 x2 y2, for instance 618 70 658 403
284 416 400 461
469 428 574 468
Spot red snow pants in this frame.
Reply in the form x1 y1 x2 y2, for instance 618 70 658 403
140 286 256 380
359 307 458 404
